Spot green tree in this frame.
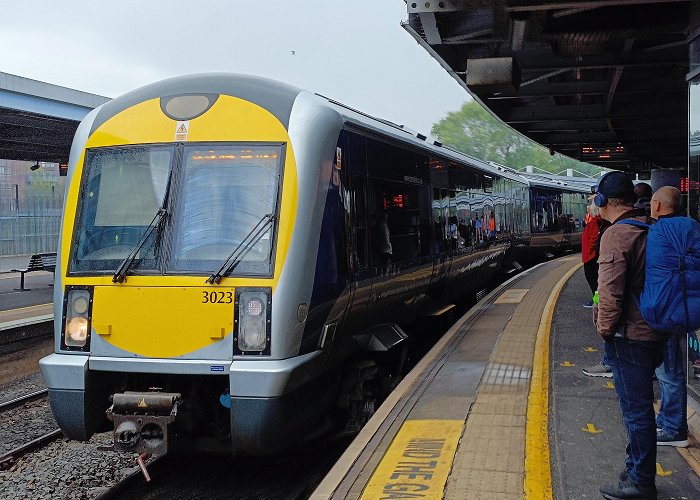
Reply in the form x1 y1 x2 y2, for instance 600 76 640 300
431 101 603 177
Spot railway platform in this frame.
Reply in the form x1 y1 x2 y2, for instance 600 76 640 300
0 267 53 326
312 256 700 499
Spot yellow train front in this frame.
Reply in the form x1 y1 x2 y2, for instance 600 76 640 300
40 74 345 456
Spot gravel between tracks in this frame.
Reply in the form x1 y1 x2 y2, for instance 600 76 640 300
0 431 142 499
0 372 143 500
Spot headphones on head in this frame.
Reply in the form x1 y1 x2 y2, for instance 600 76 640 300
593 174 609 207
594 190 607 208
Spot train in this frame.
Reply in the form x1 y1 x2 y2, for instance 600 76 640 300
39 74 588 457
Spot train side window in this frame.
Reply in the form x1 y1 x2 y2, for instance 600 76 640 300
448 162 481 251
365 138 430 273
345 132 368 271
433 188 449 255
352 176 368 270
531 188 563 232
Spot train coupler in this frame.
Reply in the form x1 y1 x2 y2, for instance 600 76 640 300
106 391 181 457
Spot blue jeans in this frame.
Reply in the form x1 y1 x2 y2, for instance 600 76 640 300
655 336 688 438
604 338 664 487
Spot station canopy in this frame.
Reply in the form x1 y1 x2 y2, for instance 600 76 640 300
0 72 109 163
404 0 692 172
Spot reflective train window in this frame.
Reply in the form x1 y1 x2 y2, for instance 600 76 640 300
345 132 369 271
448 162 481 251
169 144 283 274
365 138 431 272
71 145 174 272
531 188 563 233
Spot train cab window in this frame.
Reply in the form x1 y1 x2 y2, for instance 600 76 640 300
169 144 283 274
70 145 173 272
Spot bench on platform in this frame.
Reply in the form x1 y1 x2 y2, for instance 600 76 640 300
11 252 57 291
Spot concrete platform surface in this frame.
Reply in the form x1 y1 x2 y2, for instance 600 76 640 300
312 256 700 499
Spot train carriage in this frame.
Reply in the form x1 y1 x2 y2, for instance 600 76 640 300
40 74 583 456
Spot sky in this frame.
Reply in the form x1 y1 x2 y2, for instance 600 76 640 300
0 0 470 135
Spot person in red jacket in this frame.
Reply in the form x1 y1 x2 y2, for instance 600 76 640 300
582 199 608 308
582 198 612 379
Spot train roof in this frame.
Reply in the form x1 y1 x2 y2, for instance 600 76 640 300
518 173 592 194
317 94 527 185
89 73 302 135
89 73 557 187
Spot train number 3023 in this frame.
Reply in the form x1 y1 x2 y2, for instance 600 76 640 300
202 291 233 304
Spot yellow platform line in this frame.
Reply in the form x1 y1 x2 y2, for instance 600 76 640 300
524 262 582 500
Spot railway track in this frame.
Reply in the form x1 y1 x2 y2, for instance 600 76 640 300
0 388 48 412
97 435 352 499
0 388 63 470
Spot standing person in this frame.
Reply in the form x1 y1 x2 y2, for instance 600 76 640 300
378 212 392 275
582 198 613 378
581 199 608 308
651 186 689 447
634 182 652 216
593 171 664 500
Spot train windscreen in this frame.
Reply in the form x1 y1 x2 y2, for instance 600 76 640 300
69 143 283 277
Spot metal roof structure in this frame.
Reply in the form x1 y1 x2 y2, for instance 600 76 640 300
403 0 693 172
0 72 109 163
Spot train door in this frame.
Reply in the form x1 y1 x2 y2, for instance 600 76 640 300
335 133 373 344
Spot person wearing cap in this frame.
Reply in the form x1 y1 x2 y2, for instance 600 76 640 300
593 171 663 500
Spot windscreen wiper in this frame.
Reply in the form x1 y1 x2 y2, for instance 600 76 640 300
112 208 169 283
207 213 275 284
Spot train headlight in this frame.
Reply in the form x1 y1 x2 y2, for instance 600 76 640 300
236 290 270 353
63 288 92 349
66 317 89 343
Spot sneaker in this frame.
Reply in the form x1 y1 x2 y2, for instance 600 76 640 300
600 478 657 499
656 428 689 447
583 300 594 308
583 363 613 378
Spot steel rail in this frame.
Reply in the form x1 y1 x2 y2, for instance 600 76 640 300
0 389 48 413
0 428 63 470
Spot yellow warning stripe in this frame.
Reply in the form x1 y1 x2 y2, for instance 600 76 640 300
360 419 464 499
524 262 582 500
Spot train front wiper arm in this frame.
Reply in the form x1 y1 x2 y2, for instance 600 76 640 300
207 213 275 285
112 208 168 283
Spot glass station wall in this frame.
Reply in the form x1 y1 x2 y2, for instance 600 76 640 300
689 77 700 222
0 160 65 261
687 23 700 398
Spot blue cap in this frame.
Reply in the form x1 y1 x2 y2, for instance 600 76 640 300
595 171 635 201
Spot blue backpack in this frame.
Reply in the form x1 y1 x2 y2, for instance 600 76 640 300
618 217 700 334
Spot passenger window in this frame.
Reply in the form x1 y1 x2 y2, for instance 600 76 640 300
364 138 431 273
532 189 563 232
352 176 368 270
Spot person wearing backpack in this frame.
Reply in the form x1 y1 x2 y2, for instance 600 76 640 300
648 186 690 448
592 171 664 500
